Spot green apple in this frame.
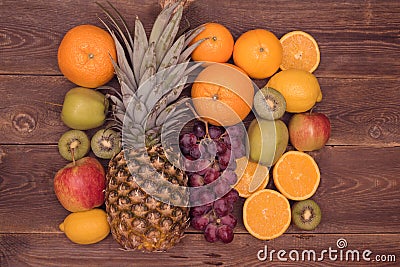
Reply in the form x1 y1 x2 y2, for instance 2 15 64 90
247 118 289 166
61 87 108 130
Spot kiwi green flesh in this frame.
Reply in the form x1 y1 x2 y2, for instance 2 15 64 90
58 130 90 161
292 200 321 231
91 129 121 159
254 87 286 120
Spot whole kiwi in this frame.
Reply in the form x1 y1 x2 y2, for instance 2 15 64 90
58 130 90 161
91 129 121 159
253 87 286 120
292 199 322 230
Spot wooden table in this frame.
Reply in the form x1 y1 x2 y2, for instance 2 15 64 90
1 0 399 266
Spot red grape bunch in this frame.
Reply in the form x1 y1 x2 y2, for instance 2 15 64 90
179 120 247 243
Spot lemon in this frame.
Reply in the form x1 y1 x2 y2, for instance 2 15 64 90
267 69 322 113
59 209 110 245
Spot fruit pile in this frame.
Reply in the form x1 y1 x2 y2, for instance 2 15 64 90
53 24 121 245
51 0 331 250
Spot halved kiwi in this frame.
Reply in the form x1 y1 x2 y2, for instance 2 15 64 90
58 130 90 161
292 199 322 230
91 129 121 159
253 87 286 120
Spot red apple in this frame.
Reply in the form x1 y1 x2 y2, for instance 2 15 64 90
54 157 105 212
288 112 331 151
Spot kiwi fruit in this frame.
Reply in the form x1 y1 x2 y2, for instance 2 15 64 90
253 87 286 120
292 199 322 230
58 130 90 161
91 129 121 159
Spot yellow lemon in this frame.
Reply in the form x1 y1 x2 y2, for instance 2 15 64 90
267 69 322 113
59 209 110 245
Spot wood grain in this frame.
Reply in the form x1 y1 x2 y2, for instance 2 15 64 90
0 233 398 266
0 145 398 234
0 75 399 146
1 0 400 265
0 0 399 78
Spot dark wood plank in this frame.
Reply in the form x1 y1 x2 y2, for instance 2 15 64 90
0 145 399 234
0 233 398 266
1 75 399 146
0 0 399 78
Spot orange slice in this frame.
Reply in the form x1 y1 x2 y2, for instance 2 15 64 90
234 157 269 198
243 189 291 240
273 151 320 200
279 31 320 73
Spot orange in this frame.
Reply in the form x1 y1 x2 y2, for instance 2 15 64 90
58 24 117 88
191 63 254 126
190 23 234 63
234 157 269 198
243 189 291 240
280 31 320 73
233 29 282 79
273 151 320 200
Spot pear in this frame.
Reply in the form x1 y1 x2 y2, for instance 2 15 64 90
61 87 108 130
247 118 288 166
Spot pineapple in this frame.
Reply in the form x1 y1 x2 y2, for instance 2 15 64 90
98 1 204 251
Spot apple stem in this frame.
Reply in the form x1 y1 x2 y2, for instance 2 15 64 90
309 106 315 115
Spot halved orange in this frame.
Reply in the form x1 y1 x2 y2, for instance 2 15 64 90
234 157 269 198
279 31 320 73
273 151 320 200
243 189 291 240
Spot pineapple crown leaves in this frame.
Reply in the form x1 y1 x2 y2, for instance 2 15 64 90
97 1 205 130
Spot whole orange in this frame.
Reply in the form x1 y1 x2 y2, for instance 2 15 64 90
58 24 117 88
191 63 254 126
190 23 234 63
233 29 282 79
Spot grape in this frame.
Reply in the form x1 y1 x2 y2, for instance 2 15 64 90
190 205 211 217
227 124 245 138
223 189 239 204
183 157 193 171
213 198 230 217
199 189 215 205
209 126 224 139
204 168 220 184
230 137 242 150
189 144 201 159
196 159 212 175
193 121 206 138
216 140 227 155
222 135 231 149
233 145 246 159
226 159 237 171
214 180 231 197
220 214 237 228
180 145 191 156
180 133 197 148
191 215 210 231
217 225 234 243
221 170 237 186
190 173 204 187
218 148 231 168
204 223 219 243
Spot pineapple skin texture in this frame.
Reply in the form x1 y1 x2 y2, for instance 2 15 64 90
105 147 190 252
